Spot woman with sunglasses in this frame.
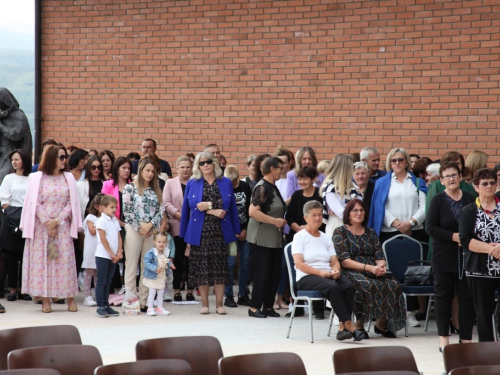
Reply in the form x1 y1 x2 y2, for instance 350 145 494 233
77 155 105 222
460 168 500 342
20 145 82 313
368 147 427 325
179 151 240 315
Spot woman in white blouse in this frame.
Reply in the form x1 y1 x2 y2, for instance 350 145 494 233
0 149 32 302
368 148 426 244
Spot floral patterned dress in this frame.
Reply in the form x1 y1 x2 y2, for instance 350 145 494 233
22 174 78 298
333 225 406 332
189 179 228 287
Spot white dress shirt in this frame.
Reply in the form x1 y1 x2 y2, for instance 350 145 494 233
0 173 29 208
382 172 426 232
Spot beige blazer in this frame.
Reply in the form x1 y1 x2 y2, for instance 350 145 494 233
163 176 184 236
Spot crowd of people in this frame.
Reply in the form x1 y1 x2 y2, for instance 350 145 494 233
0 140 499 347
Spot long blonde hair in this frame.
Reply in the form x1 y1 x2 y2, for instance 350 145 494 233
135 157 162 204
465 150 488 177
322 154 354 200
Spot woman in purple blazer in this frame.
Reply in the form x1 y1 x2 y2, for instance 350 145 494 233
179 151 240 315
163 155 195 302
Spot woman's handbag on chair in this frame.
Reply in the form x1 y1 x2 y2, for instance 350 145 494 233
404 260 433 285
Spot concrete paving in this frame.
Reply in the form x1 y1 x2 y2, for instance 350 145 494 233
0 290 471 375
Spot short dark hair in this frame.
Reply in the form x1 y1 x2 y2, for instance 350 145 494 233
254 154 271 180
112 157 132 187
68 148 89 170
9 149 32 176
410 154 420 159
343 199 368 227
413 158 431 177
472 168 497 186
42 139 57 149
440 162 460 177
297 166 318 180
205 143 218 150
127 152 141 161
494 163 500 172
39 145 66 175
144 139 157 148
261 156 283 176
441 151 465 173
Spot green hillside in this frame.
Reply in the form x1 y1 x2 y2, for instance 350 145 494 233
0 49 35 134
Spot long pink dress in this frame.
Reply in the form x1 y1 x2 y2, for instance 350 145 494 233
22 174 78 298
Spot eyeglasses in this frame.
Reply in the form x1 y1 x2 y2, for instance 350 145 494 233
352 209 365 213
442 173 459 180
91 165 102 170
199 160 213 167
58 155 68 161
479 181 496 187
390 158 405 164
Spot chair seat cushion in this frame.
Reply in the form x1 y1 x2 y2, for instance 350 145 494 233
297 290 324 298
402 285 434 294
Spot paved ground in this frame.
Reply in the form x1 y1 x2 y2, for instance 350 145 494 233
0 290 469 375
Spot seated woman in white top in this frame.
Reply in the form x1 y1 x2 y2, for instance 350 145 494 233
292 200 364 342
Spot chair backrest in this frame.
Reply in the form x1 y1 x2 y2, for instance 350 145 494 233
8 345 102 375
333 346 419 374
219 352 306 375
382 234 423 283
0 369 61 375
136 336 222 375
95 359 191 375
284 243 298 299
339 372 419 375
0 325 82 370
443 342 500 373
449 365 500 375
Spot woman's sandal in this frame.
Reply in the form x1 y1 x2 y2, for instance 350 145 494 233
42 305 52 313
67 300 78 312
374 325 396 338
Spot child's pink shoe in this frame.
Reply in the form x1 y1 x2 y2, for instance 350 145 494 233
146 307 156 316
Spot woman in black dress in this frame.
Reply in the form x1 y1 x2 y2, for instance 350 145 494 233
333 199 406 338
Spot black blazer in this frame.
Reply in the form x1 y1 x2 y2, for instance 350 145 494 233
426 191 474 273
363 181 375 217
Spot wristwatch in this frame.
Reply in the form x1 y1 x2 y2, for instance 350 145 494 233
410 219 416 227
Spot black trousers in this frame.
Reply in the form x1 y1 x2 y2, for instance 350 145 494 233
433 272 474 339
5 251 23 290
172 236 193 290
249 243 281 310
297 274 355 323
467 277 500 342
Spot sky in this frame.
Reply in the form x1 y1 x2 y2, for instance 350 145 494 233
0 0 35 34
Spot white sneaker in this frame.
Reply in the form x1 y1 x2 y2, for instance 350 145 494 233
146 307 156 316
333 314 340 326
407 311 421 327
155 307 170 316
118 285 126 295
83 296 97 307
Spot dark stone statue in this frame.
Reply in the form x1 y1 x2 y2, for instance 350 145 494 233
0 88 32 182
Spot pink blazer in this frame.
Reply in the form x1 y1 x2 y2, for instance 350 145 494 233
101 180 121 220
20 171 83 239
163 176 184 237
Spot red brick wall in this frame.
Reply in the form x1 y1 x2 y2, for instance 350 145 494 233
41 0 500 171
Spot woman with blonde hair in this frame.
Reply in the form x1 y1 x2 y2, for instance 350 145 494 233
123 156 164 312
286 146 325 199
465 150 488 179
321 154 359 237
179 151 240 314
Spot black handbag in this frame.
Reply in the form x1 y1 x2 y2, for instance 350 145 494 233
4 206 23 237
404 260 433 286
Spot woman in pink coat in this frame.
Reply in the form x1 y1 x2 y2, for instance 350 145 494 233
20 145 82 313
163 155 195 301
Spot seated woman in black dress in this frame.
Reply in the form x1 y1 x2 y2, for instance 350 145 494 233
333 199 406 338
292 200 364 341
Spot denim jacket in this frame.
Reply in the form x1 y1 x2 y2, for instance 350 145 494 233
143 247 170 280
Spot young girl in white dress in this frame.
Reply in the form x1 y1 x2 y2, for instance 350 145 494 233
82 193 104 307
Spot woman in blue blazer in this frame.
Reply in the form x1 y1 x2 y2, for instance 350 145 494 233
179 151 240 315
